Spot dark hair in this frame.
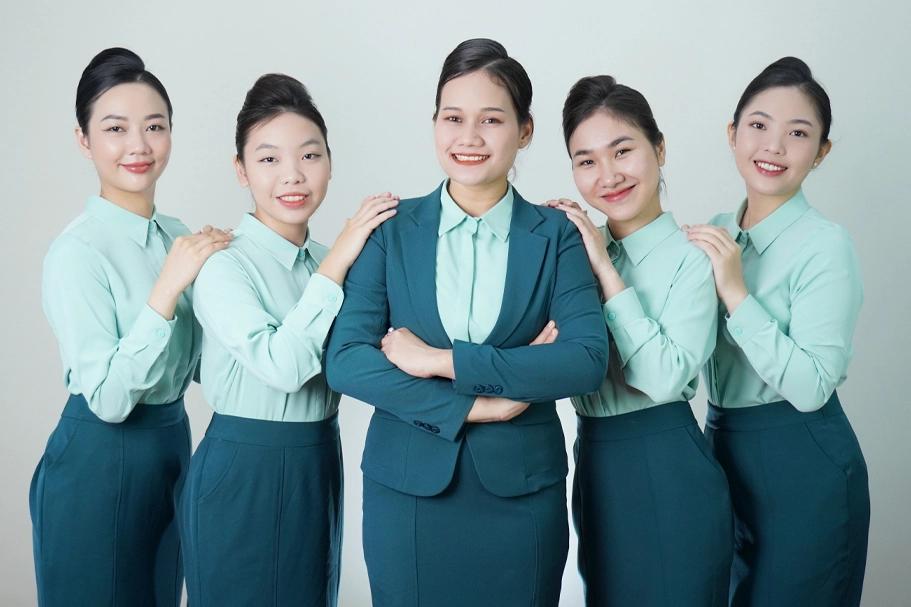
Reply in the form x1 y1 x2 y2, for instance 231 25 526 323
76 47 173 132
562 75 663 155
433 38 533 126
732 56 832 142
235 73 330 161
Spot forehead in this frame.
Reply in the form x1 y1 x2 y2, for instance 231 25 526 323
569 110 645 149
244 111 325 147
439 70 514 110
91 82 168 118
742 86 818 120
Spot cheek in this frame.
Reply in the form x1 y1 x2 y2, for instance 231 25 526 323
572 168 597 196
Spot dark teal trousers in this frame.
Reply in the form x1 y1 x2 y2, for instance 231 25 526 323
573 401 733 606
179 412 343 607
705 392 869 607
363 440 568 607
30 394 190 607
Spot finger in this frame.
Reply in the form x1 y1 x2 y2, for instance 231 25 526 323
686 230 733 255
366 209 398 229
529 320 556 345
689 238 723 264
558 198 582 210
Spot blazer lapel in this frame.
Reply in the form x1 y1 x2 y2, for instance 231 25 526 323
484 190 546 345
400 186 453 348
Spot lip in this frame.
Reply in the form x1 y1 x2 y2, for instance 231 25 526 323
753 160 787 176
276 192 310 208
601 184 635 203
121 162 153 174
451 153 490 166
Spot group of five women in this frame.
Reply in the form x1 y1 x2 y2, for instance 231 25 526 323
29 38 869 607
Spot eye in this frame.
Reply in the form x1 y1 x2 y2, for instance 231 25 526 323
105 125 124 133
444 115 461 123
615 148 631 159
576 159 594 167
481 117 502 125
146 124 166 132
258 156 277 163
789 129 808 138
303 153 322 160
749 121 766 130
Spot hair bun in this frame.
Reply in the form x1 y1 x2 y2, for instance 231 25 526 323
766 56 813 79
86 47 145 73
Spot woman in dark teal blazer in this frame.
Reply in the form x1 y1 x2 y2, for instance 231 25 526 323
326 39 608 607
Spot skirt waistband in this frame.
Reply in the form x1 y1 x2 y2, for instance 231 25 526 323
577 401 695 442
205 412 339 447
706 391 843 432
62 393 186 428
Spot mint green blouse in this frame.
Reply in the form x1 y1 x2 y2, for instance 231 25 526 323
193 214 343 421
42 196 199 423
704 190 863 411
435 182 513 344
572 213 717 417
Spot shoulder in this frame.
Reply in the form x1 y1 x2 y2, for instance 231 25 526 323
44 218 107 276
306 237 331 262
154 213 192 238
707 212 735 227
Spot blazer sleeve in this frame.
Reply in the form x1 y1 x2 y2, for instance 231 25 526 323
325 228 475 441
451 220 608 401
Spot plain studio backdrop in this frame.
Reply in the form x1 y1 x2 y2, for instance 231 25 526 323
2 1 908 605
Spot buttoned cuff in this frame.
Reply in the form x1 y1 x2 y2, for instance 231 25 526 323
725 294 774 345
302 272 345 316
136 304 175 345
603 287 645 331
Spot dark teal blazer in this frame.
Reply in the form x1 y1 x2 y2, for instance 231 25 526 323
326 185 608 497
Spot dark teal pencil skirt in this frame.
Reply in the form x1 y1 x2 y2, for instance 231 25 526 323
29 393 190 607
363 440 569 607
179 411 343 607
705 392 869 607
573 401 733 607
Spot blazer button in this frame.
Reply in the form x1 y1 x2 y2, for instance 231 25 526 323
413 420 422 427
429 425 440 434
494 386 503 394
474 384 485 394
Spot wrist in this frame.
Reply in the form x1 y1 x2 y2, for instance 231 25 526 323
722 286 748 315
598 268 625 300
432 348 455 379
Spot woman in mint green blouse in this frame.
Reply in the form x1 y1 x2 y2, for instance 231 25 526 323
687 58 869 606
177 74 397 607
30 49 231 607
548 76 733 606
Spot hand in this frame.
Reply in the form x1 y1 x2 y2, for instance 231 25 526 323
465 396 529 423
148 225 233 319
544 198 625 299
530 320 558 345
684 224 748 313
318 193 399 285
381 327 452 379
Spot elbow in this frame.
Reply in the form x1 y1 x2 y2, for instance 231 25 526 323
90 402 131 424
790 386 833 413
578 347 608 394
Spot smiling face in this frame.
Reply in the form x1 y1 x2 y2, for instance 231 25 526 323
434 70 532 195
235 111 331 245
569 110 665 237
76 82 171 208
729 85 831 207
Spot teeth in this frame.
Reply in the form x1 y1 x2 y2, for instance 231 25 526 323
756 161 785 172
280 195 305 202
454 154 488 162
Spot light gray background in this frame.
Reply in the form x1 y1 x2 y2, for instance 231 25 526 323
2 1 908 605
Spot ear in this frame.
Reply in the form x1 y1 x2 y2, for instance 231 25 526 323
75 126 92 160
727 121 737 152
813 139 832 169
518 117 534 149
656 138 667 167
234 155 249 187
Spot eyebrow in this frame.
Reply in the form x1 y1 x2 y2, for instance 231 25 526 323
748 111 814 127
100 113 166 121
440 106 506 113
572 135 634 158
254 139 322 151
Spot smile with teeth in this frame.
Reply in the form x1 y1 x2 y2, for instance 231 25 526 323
755 160 787 173
453 153 489 163
277 193 309 207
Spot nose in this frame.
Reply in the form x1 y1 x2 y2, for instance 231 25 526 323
282 164 306 185
764 130 785 155
127 127 152 155
457 122 484 146
599 163 624 189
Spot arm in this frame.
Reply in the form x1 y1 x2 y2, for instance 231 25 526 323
325 230 476 441
607 253 718 403
43 238 177 423
193 254 343 394
724 239 862 411
450 221 608 401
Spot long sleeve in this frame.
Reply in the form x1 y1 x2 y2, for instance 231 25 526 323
326 231 476 442
725 230 862 411
450 221 608 401
193 252 343 394
605 252 717 403
42 237 175 423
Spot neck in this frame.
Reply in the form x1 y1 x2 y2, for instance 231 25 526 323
740 188 798 230
607 196 662 241
254 210 308 247
99 185 155 219
447 178 509 217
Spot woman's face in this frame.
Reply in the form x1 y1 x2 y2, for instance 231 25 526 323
76 82 171 204
729 85 831 205
569 110 664 232
235 111 331 241
434 70 532 190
